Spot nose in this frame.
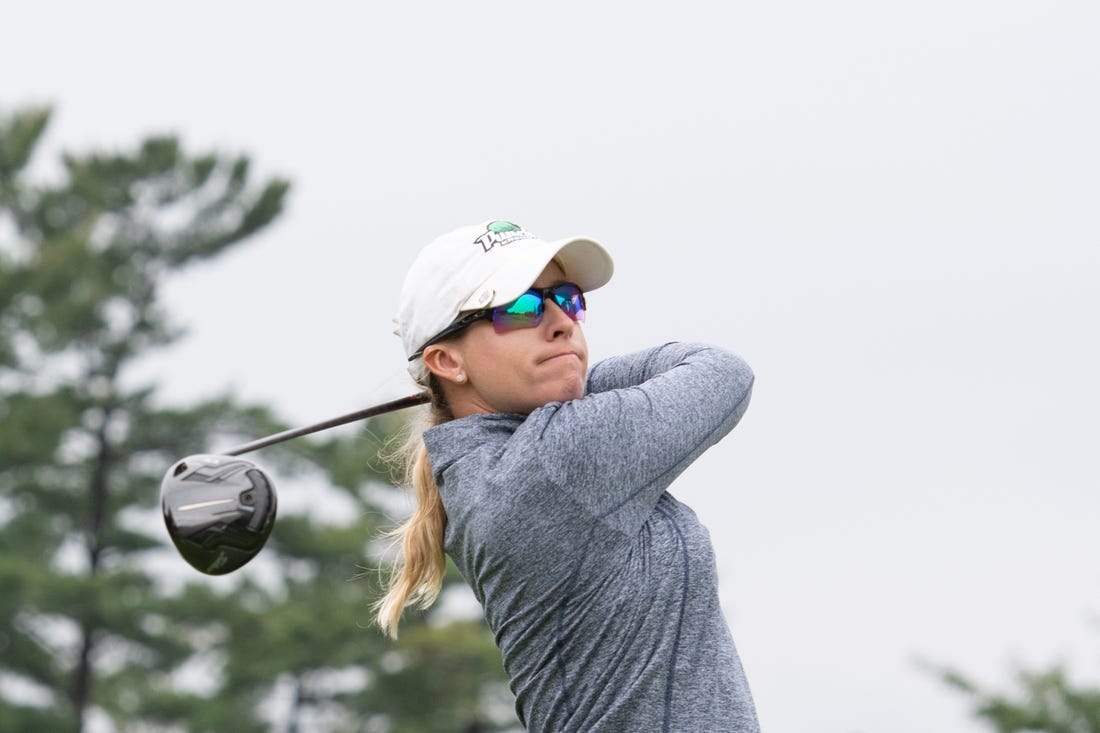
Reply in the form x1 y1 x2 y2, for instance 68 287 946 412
541 296 575 339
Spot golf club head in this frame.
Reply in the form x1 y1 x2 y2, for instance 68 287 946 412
161 454 277 575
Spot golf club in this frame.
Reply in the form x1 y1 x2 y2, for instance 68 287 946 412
161 392 430 575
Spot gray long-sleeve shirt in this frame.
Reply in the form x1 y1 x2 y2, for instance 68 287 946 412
423 342 759 732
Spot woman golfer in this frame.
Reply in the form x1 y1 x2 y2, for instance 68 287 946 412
379 220 759 732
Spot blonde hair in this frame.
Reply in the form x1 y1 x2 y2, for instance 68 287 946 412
374 378 452 638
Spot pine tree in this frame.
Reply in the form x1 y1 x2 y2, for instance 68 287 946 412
0 105 516 733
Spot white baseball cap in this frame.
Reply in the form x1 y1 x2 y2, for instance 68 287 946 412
397 219 614 384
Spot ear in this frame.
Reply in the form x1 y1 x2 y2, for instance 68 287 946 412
422 344 466 385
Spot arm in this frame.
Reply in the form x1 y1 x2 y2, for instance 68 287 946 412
532 342 754 533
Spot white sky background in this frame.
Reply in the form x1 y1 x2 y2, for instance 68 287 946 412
4 2 1100 731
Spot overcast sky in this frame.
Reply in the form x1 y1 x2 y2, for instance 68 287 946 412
4 2 1099 731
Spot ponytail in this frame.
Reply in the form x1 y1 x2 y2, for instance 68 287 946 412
375 379 452 639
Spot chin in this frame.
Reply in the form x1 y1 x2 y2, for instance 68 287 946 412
554 378 586 404
525 383 579 411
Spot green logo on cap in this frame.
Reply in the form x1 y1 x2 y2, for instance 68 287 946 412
474 220 532 252
487 220 521 234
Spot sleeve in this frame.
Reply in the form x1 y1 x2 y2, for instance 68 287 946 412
532 342 754 533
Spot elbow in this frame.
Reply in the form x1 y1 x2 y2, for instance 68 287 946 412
718 350 754 416
714 346 754 386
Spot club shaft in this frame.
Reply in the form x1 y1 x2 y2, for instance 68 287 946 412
224 392 431 456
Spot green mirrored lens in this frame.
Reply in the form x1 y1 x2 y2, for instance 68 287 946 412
492 292 543 332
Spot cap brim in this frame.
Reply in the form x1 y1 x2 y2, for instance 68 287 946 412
458 236 614 311
552 236 615 294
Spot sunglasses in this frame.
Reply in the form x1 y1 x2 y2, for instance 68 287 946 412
410 282 586 359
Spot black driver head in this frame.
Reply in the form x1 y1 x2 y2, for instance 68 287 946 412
161 454 277 575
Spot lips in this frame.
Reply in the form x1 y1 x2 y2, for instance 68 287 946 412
539 351 582 365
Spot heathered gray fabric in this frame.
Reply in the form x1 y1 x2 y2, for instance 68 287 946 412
422 342 759 732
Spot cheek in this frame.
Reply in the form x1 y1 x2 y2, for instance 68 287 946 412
458 327 523 381
574 328 589 366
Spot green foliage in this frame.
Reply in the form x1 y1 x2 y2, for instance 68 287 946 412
936 660 1100 733
0 105 514 733
364 620 515 733
0 106 50 181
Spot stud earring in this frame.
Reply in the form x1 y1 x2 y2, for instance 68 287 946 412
455 374 466 384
